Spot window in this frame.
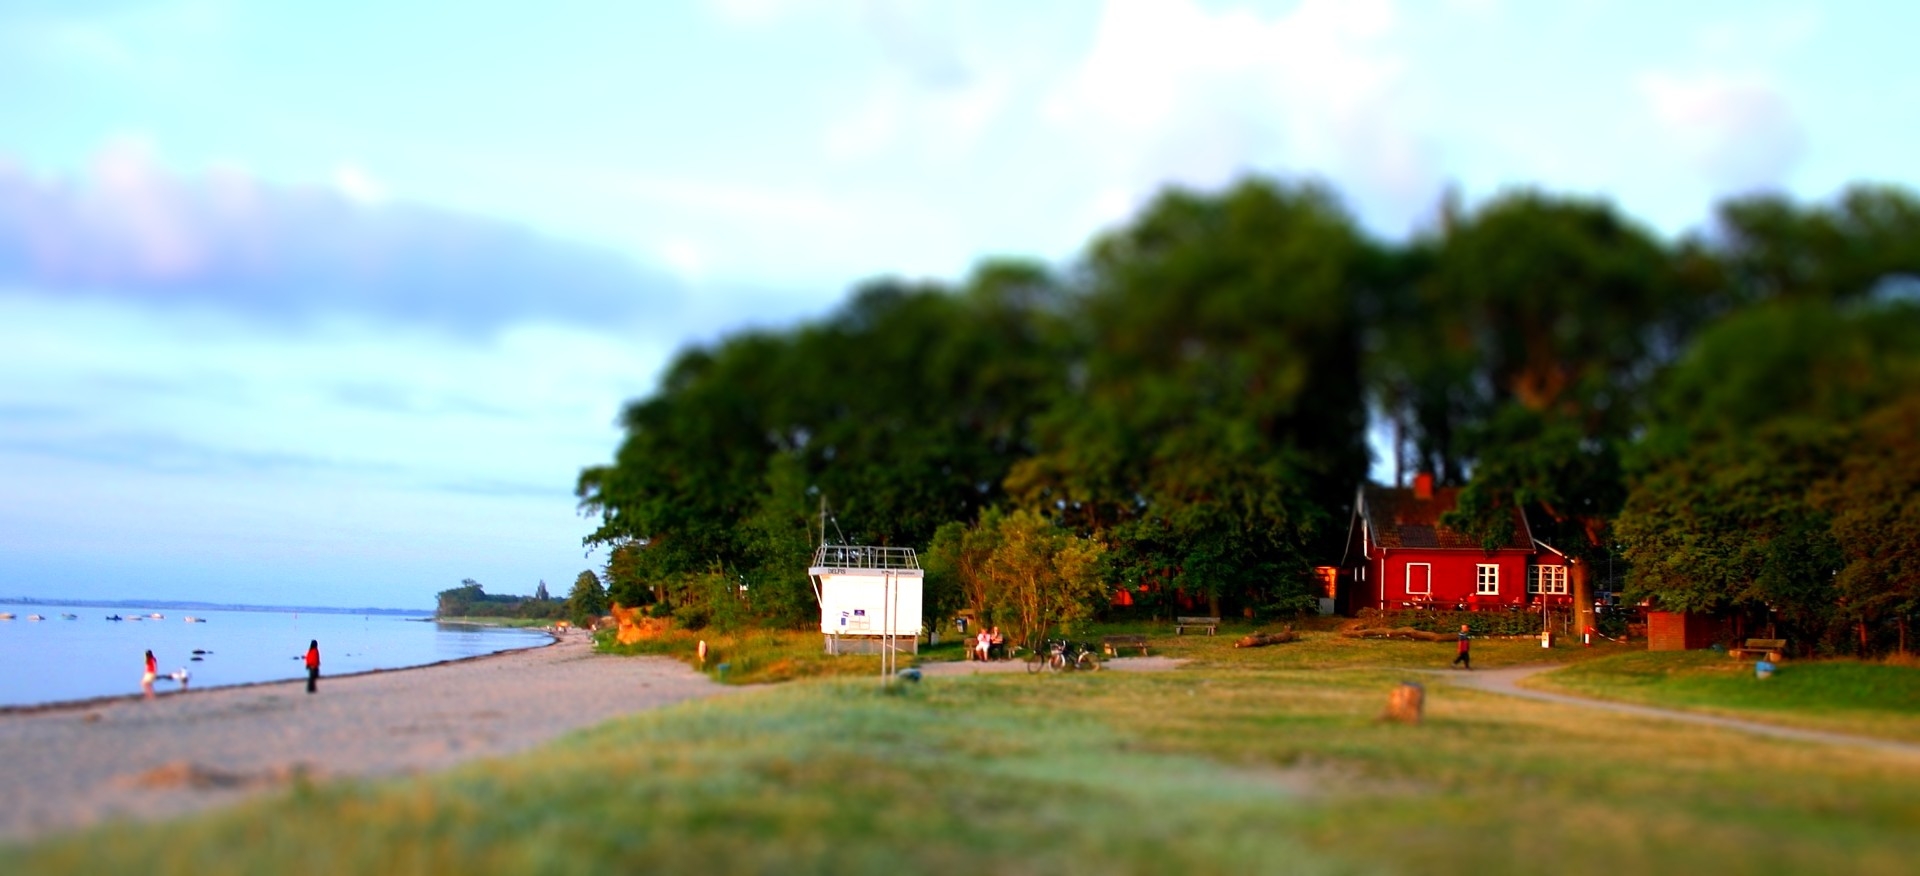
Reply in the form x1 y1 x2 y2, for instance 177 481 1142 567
1406 563 1431 595
1476 564 1500 595
1530 564 1568 595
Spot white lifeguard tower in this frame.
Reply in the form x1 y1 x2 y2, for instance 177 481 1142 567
808 543 923 660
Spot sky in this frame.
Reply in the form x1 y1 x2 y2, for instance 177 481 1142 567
3 0 1916 609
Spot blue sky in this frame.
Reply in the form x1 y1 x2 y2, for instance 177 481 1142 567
2 0 1915 608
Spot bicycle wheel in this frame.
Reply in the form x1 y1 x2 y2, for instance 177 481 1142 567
1025 650 1045 674
1047 651 1066 672
1076 650 1099 672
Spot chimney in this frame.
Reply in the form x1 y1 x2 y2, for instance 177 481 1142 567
1413 472 1435 501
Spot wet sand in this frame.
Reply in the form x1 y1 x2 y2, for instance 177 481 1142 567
0 632 733 842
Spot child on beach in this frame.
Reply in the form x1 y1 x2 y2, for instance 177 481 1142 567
142 649 158 698
305 640 321 693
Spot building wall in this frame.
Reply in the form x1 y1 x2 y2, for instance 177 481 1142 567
1647 611 1725 650
1375 550 1531 609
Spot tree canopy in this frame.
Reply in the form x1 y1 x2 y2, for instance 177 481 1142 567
577 176 1920 654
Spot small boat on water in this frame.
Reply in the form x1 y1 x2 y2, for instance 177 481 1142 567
184 616 206 623
26 614 45 621
60 613 78 620
0 612 13 620
105 614 124 621
149 613 164 619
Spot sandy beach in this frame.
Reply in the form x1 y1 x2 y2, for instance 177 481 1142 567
0 632 733 842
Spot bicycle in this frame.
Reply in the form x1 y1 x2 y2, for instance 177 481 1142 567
1026 639 1100 673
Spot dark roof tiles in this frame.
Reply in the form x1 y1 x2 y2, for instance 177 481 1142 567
1361 484 1532 552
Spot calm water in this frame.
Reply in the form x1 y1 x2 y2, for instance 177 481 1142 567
0 603 551 709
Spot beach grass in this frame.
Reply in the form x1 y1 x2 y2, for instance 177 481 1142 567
15 633 1920 875
599 626 895 685
1527 650 1920 742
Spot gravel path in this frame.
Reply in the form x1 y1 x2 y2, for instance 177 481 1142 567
0 632 735 841
1443 664 1920 758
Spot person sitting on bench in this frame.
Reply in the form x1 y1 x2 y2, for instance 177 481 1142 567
989 626 1006 660
974 628 991 662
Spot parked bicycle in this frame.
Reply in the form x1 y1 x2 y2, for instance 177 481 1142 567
1025 638 1100 673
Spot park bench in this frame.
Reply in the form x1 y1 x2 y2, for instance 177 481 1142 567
1175 616 1220 636
1728 638 1787 661
1102 634 1149 657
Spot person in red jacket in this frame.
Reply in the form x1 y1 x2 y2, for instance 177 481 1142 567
305 640 321 693
1452 625 1472 671
143 649 158 699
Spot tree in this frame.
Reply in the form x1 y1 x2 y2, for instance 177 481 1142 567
534 580 550 602
924 508 1003 623
981 510 1108 649
566 570 608 628
1418 191 1692 636
1814 391 1920 653
1007 179 1372 617
436 579 486 617
1619 299 1920 651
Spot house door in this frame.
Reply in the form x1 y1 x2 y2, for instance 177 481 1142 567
1406 563 1431 600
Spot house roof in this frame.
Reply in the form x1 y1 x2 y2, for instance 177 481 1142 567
1359 484 1533 552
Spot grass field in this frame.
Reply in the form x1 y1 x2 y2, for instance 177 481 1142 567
1526 650 1920 743
13 630 1920 875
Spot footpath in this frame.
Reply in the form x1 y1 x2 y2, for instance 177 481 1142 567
1445 664 1920 759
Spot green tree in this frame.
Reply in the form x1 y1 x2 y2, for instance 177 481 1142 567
1814 391 1920 653
1418 191 1691 635
1008 179 1371 617
1619 299 1920 650
981 509 1108 649
565 570 608 628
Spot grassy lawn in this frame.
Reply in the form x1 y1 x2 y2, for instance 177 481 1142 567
1528 650 1920 743
14 633 1920 874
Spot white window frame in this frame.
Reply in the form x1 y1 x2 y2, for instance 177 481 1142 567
1405 562 1432 596
1476 563 1500 595
1530 564 1568 595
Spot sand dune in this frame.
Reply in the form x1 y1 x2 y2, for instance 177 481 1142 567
0 632 733 841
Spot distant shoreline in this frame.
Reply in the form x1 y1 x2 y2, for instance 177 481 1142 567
0 597 429 616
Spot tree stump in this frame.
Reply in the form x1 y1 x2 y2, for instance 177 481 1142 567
1381 682 1424 724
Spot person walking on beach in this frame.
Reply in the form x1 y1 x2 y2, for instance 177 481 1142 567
142 649 158 699
305 640 321 693
1452 624 1472 670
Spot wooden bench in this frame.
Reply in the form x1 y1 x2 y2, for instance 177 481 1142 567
1102 634 1149 657
1175 616 1220 636
1728 638 1787 661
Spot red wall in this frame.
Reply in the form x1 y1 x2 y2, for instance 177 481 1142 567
1372 550 1531 609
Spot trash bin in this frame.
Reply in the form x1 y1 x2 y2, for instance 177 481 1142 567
1755 660 1775 680
1540 630 1553 649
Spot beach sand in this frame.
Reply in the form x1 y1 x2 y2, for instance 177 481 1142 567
0 631 733 842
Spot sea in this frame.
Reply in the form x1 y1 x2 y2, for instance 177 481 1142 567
0 602 552 709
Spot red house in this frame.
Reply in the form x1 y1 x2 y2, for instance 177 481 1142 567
1335 474 1571 614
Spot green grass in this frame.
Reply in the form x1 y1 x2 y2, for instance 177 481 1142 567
14 634 1920 875
599 626 894 685
432 616 558 629
1529 651 1920 742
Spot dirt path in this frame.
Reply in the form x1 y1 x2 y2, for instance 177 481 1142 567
0 633 736 842
1443 664 1920 758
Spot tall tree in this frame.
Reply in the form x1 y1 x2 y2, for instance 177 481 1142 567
1422 191 1690 635
1007 178 1373 616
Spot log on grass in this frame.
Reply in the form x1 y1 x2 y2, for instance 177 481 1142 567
1234 629 1300 648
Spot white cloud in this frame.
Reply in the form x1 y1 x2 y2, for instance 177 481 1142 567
332 163 386 205
1041 0 1439 232
1640 72 1807 193
0 142 681 332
